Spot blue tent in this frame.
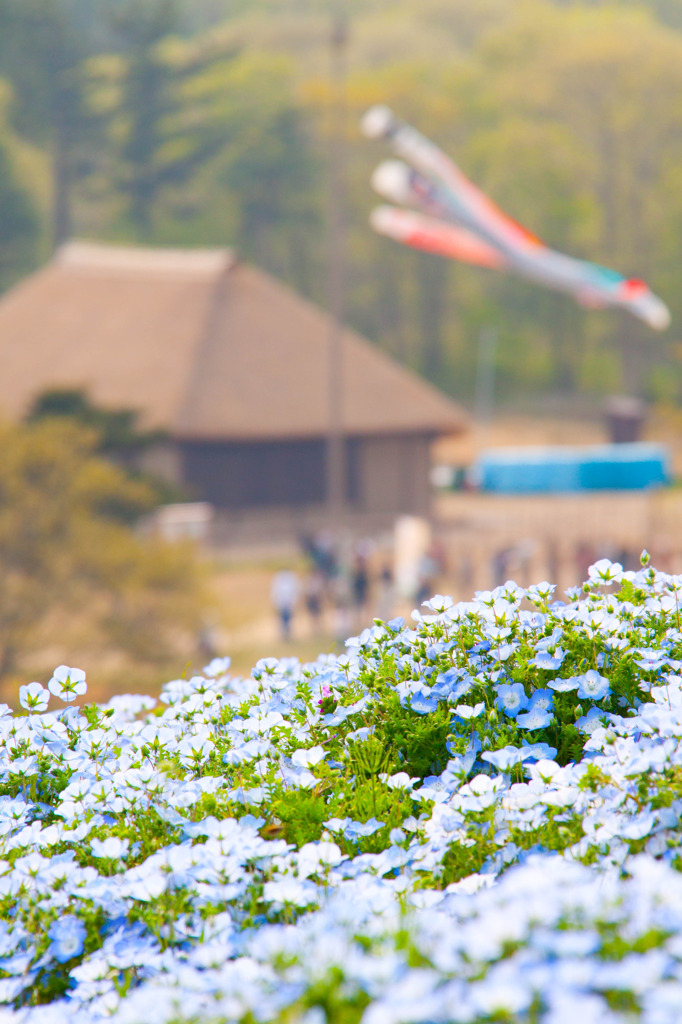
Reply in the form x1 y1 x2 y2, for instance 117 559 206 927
474 443 669 494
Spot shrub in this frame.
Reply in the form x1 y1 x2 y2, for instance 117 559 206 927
3 556 682 1021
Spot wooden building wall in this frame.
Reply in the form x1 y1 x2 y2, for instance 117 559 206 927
175 434 433 518
357 435 432 517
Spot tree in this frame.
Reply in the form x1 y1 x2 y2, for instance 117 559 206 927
27 386 164 455
0 418 202 681
214 52 323 293
3 0 682 403
86 3 237 235
465 3 682 393
26 387 187 511
337 2 682 398
0 84 40 290
0 0 98 247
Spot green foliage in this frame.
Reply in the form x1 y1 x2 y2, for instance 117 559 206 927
1 0 682 398
28 387 150 450
0 0 103 245
0 417 203 679
379 694 451 778
6 559 682 1017
26 388 185 511
0 132 39 289
269 788 330 848
0 83 40 289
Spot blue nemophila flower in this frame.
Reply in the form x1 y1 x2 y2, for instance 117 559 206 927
495 683 529 718
422 594 452 613
528 688 554 713
576 706 609 733
481 745 527 770
48 916 86 963
409 691 441 715
549 676 580 692
516 706 553 730
495 643 518 661
532 647 565 671
445 736 479 773
345 626 380 650
6 559 682 1022
18 682 49 713
291 746 327 769
324 817 351 833
346 725 374 743
344 818 384 840
379 771 419 790
434 667 473 702
521 740 558 760
485 625 512 642
253 657 279 678
47 665 86 701
426 641 453 660
468 639 491 655
635 648 672 672
576 670 610 701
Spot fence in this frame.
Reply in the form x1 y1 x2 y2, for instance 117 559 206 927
434 489 682 597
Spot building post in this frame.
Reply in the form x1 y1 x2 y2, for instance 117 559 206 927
326 7 348 524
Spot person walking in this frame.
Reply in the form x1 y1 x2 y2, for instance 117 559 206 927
376 563 395 622
351 553 370 627
271 569 300 641
304 568 325 635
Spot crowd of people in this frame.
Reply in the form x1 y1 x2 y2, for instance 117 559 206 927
270 533 396 642
270 533 647 644
270 532 656 645
269 532 452 643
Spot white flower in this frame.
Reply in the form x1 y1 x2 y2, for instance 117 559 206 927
526 582 556 602
291 745 328 768
203 656 231 678
422 594 453 613
588 558 623 584
47 665 86 701
455 702 485 720
91 836 129 859
18 682 49 713
380 771 419 790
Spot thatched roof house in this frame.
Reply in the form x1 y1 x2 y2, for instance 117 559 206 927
0 242 466 534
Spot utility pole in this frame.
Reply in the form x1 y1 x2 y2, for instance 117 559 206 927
474 326 497 453
326 6 348 525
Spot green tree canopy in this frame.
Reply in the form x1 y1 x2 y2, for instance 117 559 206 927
0 94 40 289
2 0 682 403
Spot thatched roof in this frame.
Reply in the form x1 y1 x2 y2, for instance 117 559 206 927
0 241 466 441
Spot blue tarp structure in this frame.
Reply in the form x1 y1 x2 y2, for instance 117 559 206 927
475 443 669 494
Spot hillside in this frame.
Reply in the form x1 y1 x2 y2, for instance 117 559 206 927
0 0 681 406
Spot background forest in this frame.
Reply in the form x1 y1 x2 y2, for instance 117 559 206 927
0 0 681 406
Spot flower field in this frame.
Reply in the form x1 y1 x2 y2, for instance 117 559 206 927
4 556 682 1022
